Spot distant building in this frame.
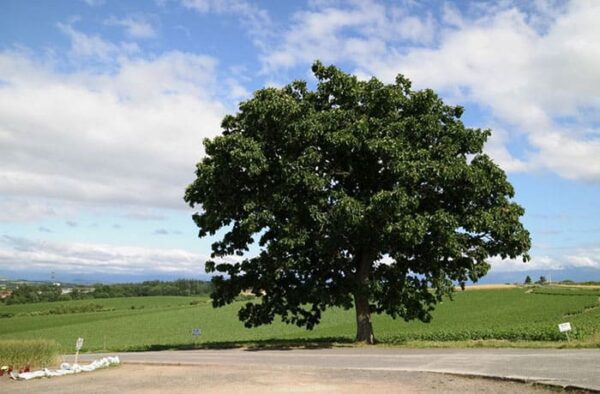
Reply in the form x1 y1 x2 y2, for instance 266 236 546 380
62 287 95 295
0 290 12 299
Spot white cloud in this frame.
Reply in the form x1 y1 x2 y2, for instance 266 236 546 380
105 16 157 39
82 0 105 6
490 247 600 272
0 235 219 276
263 0 434 72
489 255 564 272
0 199 62 223
225 78 250 101
122 208 166 221
368 1 600 182
484 127 531 173
565 252 600 268
181 0 272 50
263 0 600 183
0 47 225 212
57 23 139 61
181 0 211 12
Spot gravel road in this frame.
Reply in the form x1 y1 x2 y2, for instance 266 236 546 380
69 347 600 391
5 364 564 393
5 348 599 393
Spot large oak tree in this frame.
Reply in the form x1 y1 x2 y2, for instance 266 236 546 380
184 62 531 343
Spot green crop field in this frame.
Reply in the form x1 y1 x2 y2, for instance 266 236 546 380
0 287 598 353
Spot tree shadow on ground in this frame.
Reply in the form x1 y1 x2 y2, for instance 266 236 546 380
126 337 354 352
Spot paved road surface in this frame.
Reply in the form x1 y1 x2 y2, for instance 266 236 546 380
7 364 558 393
68 348 600 391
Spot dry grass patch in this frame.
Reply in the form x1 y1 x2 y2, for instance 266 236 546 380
388 337 600 349
0 339 60 369
554 284 600 289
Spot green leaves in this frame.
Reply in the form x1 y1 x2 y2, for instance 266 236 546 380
184 61 531 334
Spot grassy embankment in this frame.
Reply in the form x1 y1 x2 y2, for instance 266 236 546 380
0 339 60 370
0 286 598 353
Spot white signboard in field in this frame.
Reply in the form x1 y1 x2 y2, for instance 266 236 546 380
558 322 572 332
75 337 84 365
76 337 84 351
192 328 202 337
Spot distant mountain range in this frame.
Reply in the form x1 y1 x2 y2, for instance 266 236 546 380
2 267 599 286
478 268 600 285
0 269 212 285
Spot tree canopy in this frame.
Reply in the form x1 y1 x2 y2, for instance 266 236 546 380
184 61 531 343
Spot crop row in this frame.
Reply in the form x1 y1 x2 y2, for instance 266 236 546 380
381 327 578 342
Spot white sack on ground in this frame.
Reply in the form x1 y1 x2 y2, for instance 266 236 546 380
10 356 120 380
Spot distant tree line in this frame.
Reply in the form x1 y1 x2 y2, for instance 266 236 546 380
4 283 62 304
2 279 213 305
522 276 600 286
90 280 213 298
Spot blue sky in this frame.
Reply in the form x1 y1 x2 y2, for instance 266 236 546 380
0 0 599 283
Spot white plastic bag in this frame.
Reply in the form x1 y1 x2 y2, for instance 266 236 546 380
11 356 120 381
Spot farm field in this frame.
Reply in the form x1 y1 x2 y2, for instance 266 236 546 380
0 286 599 353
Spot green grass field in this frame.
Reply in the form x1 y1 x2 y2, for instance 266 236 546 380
0 286 598 353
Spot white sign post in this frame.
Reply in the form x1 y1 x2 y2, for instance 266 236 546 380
192 328 201 347
74 337 84 365
558 322 572 341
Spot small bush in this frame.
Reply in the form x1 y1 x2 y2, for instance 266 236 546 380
0 340 60 369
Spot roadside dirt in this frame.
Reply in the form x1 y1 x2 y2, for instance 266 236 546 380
3 364 567 393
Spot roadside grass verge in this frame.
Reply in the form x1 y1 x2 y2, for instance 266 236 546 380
377 337 600 349
0 339 60 369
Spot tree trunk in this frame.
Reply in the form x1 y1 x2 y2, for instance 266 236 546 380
354 251 375 344
354 292 375 344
